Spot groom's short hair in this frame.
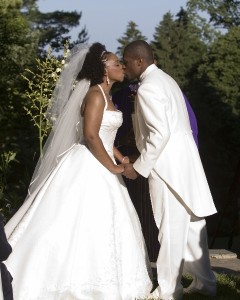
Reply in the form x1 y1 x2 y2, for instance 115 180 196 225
124 40 154 64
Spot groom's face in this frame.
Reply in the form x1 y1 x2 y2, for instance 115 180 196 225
122 53 141 81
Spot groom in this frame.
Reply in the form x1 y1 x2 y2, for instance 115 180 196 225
122 40 217 300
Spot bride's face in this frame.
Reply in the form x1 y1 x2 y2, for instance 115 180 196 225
105 54 124 83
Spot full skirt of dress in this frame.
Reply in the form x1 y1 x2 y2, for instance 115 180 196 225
4 144 152 300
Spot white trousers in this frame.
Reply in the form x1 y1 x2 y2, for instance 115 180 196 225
0 271 3 300
149 171 216 299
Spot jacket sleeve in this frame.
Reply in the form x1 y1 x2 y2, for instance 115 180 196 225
133 83 170 178
0 214 12 262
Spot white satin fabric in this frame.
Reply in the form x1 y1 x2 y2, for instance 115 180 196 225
4 109 152 299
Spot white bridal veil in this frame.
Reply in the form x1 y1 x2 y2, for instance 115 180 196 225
5 43 91 239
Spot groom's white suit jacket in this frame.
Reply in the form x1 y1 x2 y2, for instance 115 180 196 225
132 64 217 217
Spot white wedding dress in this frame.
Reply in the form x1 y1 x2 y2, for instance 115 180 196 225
3 87 152 300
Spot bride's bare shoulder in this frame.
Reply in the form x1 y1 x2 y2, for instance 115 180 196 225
81 85 104 115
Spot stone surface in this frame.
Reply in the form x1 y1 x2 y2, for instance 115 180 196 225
209 249 237 259
151 249 240 277
209 249 240 276
210 257 240 276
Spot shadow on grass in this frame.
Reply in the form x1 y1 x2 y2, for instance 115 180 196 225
146 273 240 299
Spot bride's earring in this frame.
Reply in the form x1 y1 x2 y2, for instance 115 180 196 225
106 74 110 85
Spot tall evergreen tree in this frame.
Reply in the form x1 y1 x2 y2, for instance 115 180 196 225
116 21 147 57
199 26 240 116
151 12 175 72
151 9 206 90
151 5 240 237
196 26 240 161
186 21 240 237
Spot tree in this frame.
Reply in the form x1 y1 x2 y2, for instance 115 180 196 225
186 26 240 237
187 0 240 29
116 21 147 57
198 26 240 116
0 0 38 151
196 26 240 162
32 10 88 53
0 0 38 218
151 9 207 90
22 0 89 53
151 12 175 70
0 0 89 219
0 0 38 90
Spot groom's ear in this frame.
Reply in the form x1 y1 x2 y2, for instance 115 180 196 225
137 58 143 66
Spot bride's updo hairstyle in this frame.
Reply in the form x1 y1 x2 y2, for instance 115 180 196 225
77 42 111 86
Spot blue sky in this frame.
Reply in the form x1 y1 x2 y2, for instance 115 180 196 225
38 0 188 52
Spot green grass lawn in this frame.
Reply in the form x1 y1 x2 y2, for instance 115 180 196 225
146 273 240 299
182 273 240 299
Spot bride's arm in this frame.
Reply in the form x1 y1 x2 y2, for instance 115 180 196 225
83 89 124 174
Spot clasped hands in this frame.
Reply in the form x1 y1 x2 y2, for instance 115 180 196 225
115 156 139 180
122 163 139 180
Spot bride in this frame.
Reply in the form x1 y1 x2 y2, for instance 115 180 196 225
2 42 153 299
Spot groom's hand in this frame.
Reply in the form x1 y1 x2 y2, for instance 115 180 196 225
122 163 138 180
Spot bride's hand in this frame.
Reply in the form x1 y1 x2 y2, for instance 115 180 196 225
121 156 130 164
111 164 124 174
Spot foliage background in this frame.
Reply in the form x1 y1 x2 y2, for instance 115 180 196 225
0 0 239 242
